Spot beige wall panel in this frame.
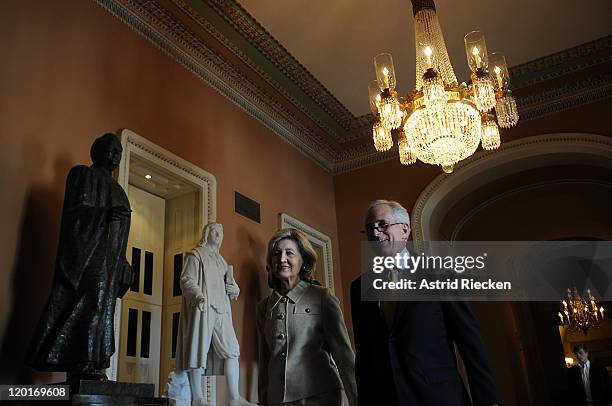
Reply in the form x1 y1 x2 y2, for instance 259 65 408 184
160 191 198 390
118 185 165 395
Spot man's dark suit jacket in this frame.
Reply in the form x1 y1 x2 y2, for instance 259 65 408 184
568 362 612 406
350 275 501 406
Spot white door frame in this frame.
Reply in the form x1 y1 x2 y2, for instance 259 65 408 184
111 129 217 403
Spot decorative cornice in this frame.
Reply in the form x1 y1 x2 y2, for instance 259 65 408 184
94 0 612 175
516 72 612 120
96 0 336 171
510 36 612 89
171 0 346 144
203 0 355 133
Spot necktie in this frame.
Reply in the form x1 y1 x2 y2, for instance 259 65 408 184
582 363 591 400
382 268 399 328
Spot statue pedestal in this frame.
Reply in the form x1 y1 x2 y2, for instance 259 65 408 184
70 380 168 405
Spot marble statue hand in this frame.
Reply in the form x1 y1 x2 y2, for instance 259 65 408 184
196 296 206 312
225 282 240 300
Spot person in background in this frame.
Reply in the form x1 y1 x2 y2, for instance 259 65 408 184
257 228 357 406
568 344 612 406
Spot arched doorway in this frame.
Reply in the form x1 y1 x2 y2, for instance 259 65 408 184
411 133 612 405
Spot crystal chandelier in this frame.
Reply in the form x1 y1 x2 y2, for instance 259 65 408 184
367 0 519 173
558 287 605 335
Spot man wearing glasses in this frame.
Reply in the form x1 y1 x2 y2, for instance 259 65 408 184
350 199 501 406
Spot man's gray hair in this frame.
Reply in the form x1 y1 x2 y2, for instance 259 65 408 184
366 199 411 226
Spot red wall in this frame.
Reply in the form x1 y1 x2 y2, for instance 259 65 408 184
0 0 342 397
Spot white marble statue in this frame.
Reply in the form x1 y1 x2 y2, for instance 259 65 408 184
175 222 253 406
163 370 191 406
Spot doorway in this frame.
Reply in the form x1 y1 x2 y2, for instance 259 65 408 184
111 129 217 400
411 133 612 405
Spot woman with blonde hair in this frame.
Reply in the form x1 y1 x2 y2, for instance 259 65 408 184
257 228 356 406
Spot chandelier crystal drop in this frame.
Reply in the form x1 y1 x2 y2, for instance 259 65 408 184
422 71 447 110
367 0 519 172
372 115 393 152
398 128 417 165
472 74 496 112
558 287 605 335
379 89 404 129
481 114 501 150
495 92 519 128
404 100 481 173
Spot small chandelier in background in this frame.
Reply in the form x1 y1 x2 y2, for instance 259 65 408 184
367 0 519 173
558 287 605 335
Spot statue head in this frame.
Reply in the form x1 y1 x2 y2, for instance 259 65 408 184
199 222 223 250
91 133 123 171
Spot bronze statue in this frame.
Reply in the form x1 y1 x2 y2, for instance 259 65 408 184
28 133 134 380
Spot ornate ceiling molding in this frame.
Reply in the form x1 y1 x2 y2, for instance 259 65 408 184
201 0 356 133
96 0 337 171
516 72 612 120
94 0 612 175
509 36 612 89
170 0 348 143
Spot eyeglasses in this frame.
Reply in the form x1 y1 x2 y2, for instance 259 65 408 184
361 222 404 235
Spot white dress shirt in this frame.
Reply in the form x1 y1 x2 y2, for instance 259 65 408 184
579 360 592 402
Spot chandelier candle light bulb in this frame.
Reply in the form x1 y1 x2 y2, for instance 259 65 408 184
374 53 397 91
490 52 510 91
465 31 489 72
472 46 482 69
494 66 503 89
382 67 390 88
